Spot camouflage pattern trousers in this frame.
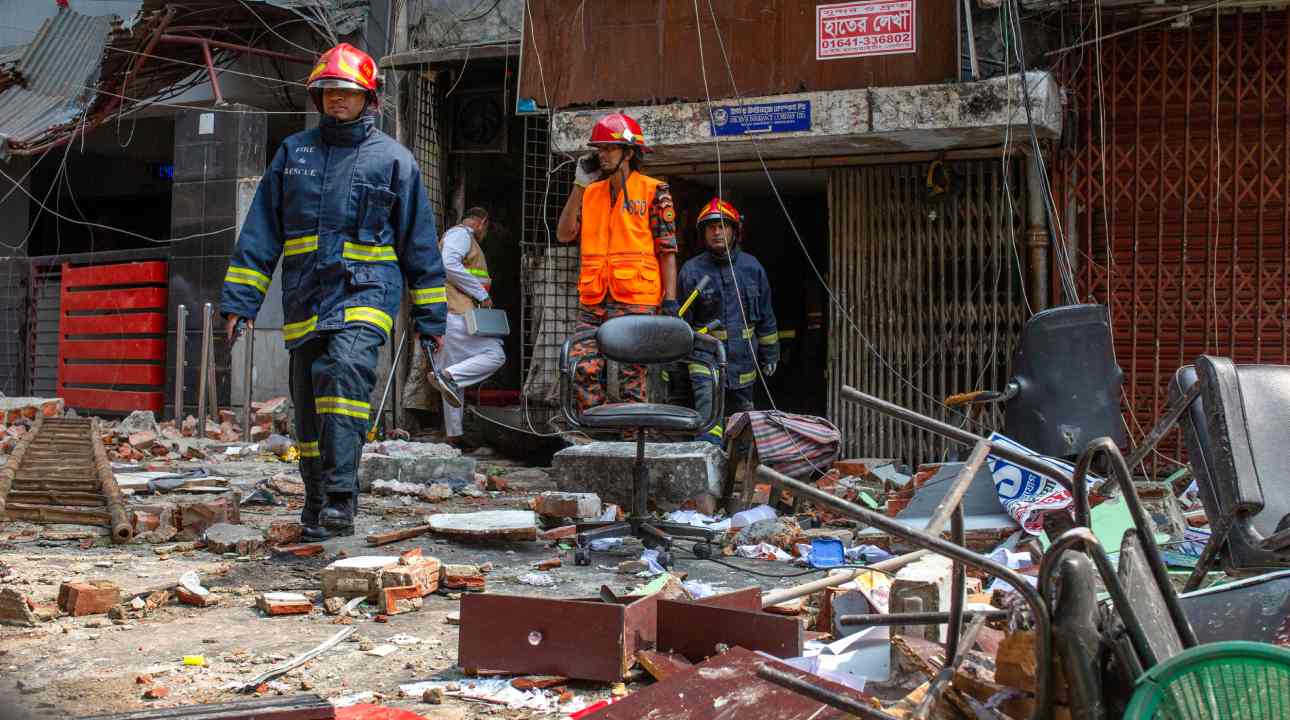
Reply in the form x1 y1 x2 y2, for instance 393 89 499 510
571 301 656 412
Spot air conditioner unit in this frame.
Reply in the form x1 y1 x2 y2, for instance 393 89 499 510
450 88 507 154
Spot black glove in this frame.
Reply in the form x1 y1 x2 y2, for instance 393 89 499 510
661 298 681 317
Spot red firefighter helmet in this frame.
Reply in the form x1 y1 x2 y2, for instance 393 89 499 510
307 43 380 109
588 113 649 152
696 197 742 231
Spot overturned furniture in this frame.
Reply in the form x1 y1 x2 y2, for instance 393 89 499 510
1170 355 1290 590
559 315 724 568
945 304 1127 459
0 417 132 543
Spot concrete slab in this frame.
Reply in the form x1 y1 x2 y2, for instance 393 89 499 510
426 510 538 541
357 441 476 492
551 71 1060 166
552 441 726 511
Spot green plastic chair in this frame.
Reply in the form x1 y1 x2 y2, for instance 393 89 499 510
1125 641 1290 719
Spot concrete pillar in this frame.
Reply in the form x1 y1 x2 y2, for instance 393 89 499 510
166 105 281 421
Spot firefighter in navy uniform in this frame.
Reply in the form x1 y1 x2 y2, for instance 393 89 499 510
220 43 447 540
678 198 778 445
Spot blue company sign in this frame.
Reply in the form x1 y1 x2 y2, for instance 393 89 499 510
711 101 811 136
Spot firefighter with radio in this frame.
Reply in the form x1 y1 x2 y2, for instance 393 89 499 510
555 113 679 410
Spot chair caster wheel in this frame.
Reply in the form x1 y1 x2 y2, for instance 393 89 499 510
656 551 673 570
693 542 713 560
574 548 591 566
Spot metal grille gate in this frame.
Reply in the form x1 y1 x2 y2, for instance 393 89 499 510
410 72 444 233
827 161 1028 463
1057 8 1290 475
519 115 577 407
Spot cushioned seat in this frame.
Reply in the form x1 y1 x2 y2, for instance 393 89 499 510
1171 356 1290 583
581 403 703 431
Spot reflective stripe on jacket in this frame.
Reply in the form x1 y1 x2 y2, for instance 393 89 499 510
678 248 779 389
219 114 447 348
578 172 663 306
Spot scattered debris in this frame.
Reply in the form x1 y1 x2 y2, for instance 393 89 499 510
257 592 313 616
426 510 539 541
57 580 121 617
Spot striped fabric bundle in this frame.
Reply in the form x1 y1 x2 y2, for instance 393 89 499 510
726 410 841 479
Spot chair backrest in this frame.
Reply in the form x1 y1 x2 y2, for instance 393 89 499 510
1175 355 1290 572
596 314 694 365
1003 304 1127 457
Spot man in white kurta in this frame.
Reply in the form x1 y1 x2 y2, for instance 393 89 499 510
425 207 505 446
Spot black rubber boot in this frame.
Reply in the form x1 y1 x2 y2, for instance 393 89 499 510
319 493 356 536
300 478 330 543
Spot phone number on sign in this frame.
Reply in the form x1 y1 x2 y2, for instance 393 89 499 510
821 32 912 53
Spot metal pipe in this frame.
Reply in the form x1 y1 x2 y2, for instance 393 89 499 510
92 418 133 544
755 664 900 720
840 385 1076 491
761 550 929 608
1038 528 1158 670
756 463 1054 720
197 303 213 427
241 322 254 442
200 40 225 105
157 34 316 65
1120 381 1200 479
1026 153 1050 311
945 503 966 661
1073 438 1198 647
173 304 187 422
837 609 1009 626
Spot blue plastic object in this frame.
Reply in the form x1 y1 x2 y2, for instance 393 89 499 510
809 538 845 569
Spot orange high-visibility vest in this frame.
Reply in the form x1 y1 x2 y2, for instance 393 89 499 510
578 171 663 306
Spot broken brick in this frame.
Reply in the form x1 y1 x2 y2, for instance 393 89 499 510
128 430 157 449
177 495 240 539
272 543 325 558
58 580 121 617
382 555 441 596
378 585 424 615
203 523 265 556
533 492 601 520
485 475 508 491
256 592 312 616
135 675 152 685
441 564 486 591
0 588 38 627
538 525 577 541
511 675 568 690
143 687 169 700
535 557 562 571
175 587 217 608
321 556 399 600
265 521 302 547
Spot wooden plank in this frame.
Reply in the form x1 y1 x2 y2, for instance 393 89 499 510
60 287 166 312
59 339 165 361
60 312 167 336
61 261 167 287
59 388 165 413
656 599 802 663
61 363 165 386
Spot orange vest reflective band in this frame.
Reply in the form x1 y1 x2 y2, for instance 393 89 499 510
578 172 663 306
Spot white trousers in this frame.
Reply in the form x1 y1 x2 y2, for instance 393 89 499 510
432 313 506 436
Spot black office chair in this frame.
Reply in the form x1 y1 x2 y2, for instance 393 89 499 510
559 314 727 568
946 304 1128 458
1170 355 1290 590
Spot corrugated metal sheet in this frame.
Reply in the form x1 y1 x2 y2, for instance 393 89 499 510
519 0 959 110
0 9 110 153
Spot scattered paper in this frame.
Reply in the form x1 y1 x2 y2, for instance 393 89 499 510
518 572 556 587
